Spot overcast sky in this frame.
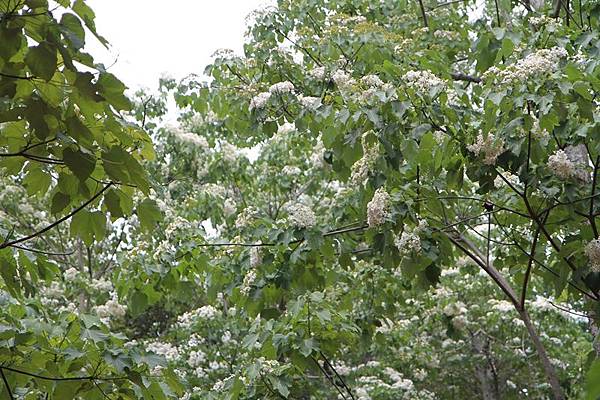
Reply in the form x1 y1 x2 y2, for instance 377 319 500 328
85 0 266 92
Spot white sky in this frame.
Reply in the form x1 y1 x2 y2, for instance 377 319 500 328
85 0 266 92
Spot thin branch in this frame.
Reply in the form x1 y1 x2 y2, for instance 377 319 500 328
0 368 14 400
0 72 34 80
0 366 126 382
0 183 112 250
417 0 429 27
10 244 74 256
520 216 546 309
320 352 355 400
450 72 481 83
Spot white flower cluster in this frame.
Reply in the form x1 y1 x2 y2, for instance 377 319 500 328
63 267 80 281
367 187 391 228
94 295 127 321
308 66 326 80
298 95 322 109
223 198 237 216
174 130 209 150
268 81 294 94
286 203 317 228
332 69 356 89
147 341 180 362
202 183 227 198
402 70 445 95
361 74 384 87
530 117 550 140
282 165 302 176
220 142 238 163
250 247 262 268
489 299 514 313
443 301 467 317
258 357 280 374
547 149 575 179
467 132 505 165
177 305 220 329
351 133 379 185
235 206 259 229
570 52 588 68
394 219 428 255
585 239 600 272
433 30 459 40
484 47 568 85
187 350 206 368
356 74 396 104
249 92 271 110
494 171 521 189
433 130 448 145
240 270 256 294
529 15 559 29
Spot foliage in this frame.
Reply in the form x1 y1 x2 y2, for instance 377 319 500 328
2 0 600 399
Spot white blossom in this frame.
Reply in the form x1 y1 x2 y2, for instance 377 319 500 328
299 95 322 109
402 70 445 94
585 239 600 272
309 66 326 80
286 203 317 228
494 171 521 189
94 296 127 320
332 70 355 89
367 187 390 228
250 247 262 268
235 206 259 229
361 74 384 87
174 131 209 150
467 132 505 165
249 92 271 110
63 267 79 281
282 165 302 175
351 144 378 186
268 81 294 94
240 269 256 296
223 198 237 216
147 341 180 362
483 47 568 85
547 149 575 179
395 219 428 255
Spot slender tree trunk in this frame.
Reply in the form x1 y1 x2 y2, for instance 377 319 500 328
471 332 499 400
518 308 565 400
587 300 600 356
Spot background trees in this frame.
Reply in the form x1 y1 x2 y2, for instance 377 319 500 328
2 0 600 399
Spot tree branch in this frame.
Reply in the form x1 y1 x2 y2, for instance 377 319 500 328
0 183 112 250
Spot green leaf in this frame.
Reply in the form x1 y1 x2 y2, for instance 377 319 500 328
103 189 124 218
72 0 109 48
23 167 51 196
0 251 21 298
60 13 86 50
51 192 71 214
70 210 106 245
24 42 57 81
586 359 600 400
137 199 163 231
97 73 131 110
129 290 148 317
63 147 96 181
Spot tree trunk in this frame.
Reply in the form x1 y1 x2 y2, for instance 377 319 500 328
471 332 499 400
518 308 565 400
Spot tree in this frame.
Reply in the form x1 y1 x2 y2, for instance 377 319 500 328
0 1 174 398
163 0 600 398
3 0 600 399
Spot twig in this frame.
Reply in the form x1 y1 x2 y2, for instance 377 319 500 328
0 183 112 249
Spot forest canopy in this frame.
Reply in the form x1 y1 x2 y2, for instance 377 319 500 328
2 0 600 399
